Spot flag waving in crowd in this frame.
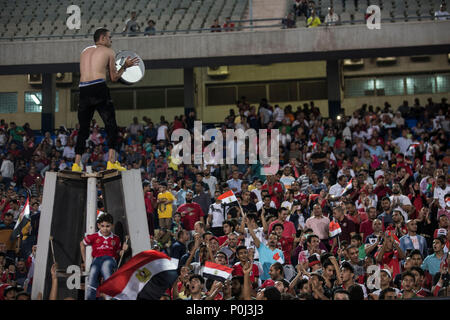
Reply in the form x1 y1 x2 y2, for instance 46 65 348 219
217 190 238 204
329 220 342 238
98 250 178 300
340 178 353 197
203 261 233 282
10 196 30 241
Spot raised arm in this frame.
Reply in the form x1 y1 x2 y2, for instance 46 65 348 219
260 208 269 234
247 220 261 249
242 262 253 300
108 50 139 82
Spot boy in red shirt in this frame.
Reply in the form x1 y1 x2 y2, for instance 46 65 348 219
232 245 259 288
80 213 127 300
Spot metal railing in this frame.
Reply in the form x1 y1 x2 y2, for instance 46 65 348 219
0 14 447 42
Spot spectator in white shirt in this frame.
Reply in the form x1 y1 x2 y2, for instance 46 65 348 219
393 129 413 155
273 105 285 127
435 3 450 20
324 7 340 25
0 154 14 187
434 175 450 209
62 139 76 161
227 170 243 193
329 175 348 199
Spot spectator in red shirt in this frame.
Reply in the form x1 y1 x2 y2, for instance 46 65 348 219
268 207 296 240
373 176 392 199
375 232 406 279
177 191 204 232
272 223 294 265
143 181 156 236
359 206 377 242
223 17 235 32
261 175 284 209
217 220 236 246
232 245 259 286
22 166 42 189
80 213 127 300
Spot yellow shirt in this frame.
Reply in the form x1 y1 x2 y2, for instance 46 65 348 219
307 17 321 28
157 191 176 219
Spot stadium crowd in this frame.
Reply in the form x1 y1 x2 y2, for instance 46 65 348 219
0 95 449 300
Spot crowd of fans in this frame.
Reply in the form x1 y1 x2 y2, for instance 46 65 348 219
284 0 450 29
0 93 449 300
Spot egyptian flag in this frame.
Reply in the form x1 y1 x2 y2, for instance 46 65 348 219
272 251 284 264
407 143 420 156
98 250 178 300
341 179 353 197
10 197 30 241
203 261 233 282
218 190 238 204
329 220 342 238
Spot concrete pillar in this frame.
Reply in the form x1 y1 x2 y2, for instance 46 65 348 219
183 67 195 116
41 73 56 133
326 60 342 120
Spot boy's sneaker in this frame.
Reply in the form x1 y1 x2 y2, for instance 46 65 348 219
71 163 82 172
107 161 126 171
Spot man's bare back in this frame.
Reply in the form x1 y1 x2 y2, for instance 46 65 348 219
79 45 113 82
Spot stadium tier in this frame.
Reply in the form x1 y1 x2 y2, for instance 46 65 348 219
0 0 249 39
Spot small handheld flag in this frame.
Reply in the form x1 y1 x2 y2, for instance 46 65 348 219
329 221 342 238
217 190 238 204
10 197 30 241
341 178 353 197
203 261 233 282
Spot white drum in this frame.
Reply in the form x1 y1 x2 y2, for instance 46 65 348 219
115 50 145 85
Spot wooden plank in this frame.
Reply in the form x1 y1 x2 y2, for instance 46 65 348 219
31 171 57 300
120 169 151 255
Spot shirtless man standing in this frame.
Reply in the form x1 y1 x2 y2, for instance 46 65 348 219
72 28 139 172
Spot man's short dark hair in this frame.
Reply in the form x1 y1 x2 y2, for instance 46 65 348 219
97 213 113 224
271 262 284 276
176 229 187 240
187 240 195 252
381 196 391 202
351 234 362 242
189 274 205 284
410 266 425 277
201 231 212 240
223 219 235 229
263 286 281 300
236 245 247 255
409 249 422 259
272 223 284 231
306 234 319 244
379 287 397 300
348 284 364 300
332 288 350 300
340 261 354 274
246 213 257 222
402 271 415 281
434 236 446 245
94 28 109 43
297 279 309 291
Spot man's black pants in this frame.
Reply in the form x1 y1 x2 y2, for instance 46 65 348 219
75 81 119 155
